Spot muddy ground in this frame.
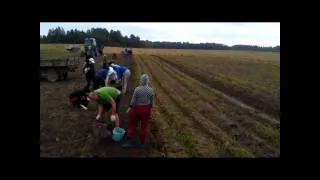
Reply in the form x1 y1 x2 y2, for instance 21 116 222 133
40 55 162 157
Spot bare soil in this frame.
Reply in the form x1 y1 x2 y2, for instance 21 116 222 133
40 55 162 157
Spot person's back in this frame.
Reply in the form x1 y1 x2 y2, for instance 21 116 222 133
123 74 153 148
130 74 154 106
111 53 117 61
95 68 108 80
95 86 121 105
111 65 128 78
102 63 109 69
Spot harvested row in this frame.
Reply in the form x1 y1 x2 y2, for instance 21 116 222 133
134 55 190 157
151 55 280 149
153 55 279 128
153 55 280 119
142 55 278 157
137 55 222 157
133 55 188 157
138 55 257 157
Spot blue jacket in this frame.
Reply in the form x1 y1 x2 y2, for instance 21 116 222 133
111 65 128 78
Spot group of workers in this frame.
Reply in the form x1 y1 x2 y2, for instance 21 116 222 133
69 53 154 148
83 53 130 94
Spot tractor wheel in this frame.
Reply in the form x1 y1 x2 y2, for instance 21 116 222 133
46 69 59 82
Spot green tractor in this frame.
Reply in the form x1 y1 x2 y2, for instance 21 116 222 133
82 38 104 57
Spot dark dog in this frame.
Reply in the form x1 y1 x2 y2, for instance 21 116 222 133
69 87 90 109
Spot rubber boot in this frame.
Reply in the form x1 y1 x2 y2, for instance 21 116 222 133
122 139 133 148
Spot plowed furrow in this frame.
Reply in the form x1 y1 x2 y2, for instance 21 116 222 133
151 56 280 150
139 55 254 157
146 55 277 157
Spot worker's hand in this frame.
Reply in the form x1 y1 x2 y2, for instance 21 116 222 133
126 107 131 114
112 113 119 118
96 114 101 120
110 114 117 122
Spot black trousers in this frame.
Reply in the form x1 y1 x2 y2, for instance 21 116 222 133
85 76 94 90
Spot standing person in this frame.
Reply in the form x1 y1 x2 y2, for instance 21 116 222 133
82 54 90 72
122 74 154 148
108 61 131 94
111 53 117 61
88 86 121 128
107 53 120 67
102 55 108 69
128 49 132 56
83 58 95 90
93 67 117 90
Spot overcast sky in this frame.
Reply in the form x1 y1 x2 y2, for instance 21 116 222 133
40 22 280 47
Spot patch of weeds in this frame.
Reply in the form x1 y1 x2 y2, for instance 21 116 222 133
175 130 198 155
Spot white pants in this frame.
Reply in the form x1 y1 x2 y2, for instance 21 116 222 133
121 69 131 94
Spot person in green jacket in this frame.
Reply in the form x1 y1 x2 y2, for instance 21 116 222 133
88 86 121 127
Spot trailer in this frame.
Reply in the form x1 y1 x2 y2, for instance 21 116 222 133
40 57 80 82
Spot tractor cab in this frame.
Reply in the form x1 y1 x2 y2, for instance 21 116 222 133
84 38 97 48
84 38 98 57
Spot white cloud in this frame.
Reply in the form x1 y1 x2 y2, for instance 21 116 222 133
40 22 280 46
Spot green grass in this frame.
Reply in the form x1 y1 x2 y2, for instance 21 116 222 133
40 44 82 59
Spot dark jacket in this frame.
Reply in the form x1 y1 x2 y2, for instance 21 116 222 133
83 62 95 78
95 68 108 80
69 88 90 107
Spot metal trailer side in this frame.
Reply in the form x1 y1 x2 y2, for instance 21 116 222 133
40 57 80 82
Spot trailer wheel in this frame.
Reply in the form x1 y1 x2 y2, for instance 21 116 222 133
46 69 59 82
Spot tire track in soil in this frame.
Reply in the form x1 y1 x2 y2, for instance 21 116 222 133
152 55 279 122
146 55 278 157
139 55 254 157
151 56 280 150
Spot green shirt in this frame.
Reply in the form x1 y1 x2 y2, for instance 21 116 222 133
95 87 121 105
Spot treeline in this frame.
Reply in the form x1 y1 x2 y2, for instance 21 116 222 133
40 27 280 52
